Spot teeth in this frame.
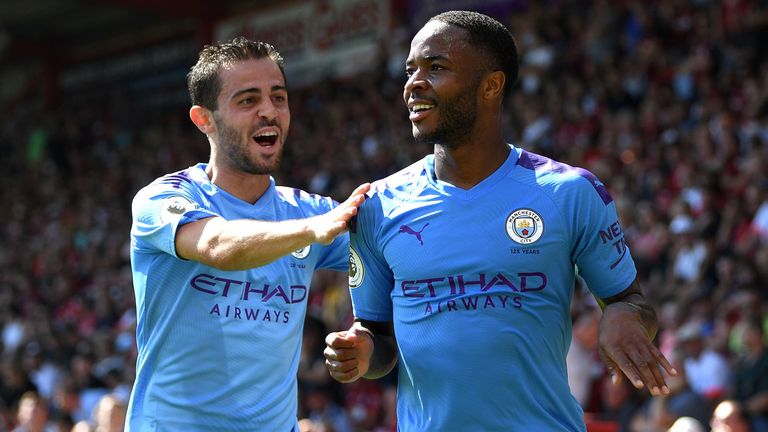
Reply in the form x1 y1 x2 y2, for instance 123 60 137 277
411 104 434 113
255 131 277 138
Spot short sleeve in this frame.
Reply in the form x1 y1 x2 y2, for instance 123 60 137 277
315 198 351 272
569 172 637 299
131 182 217 258
348 197 394 322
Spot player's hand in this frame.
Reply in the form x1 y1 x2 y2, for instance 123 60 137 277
324 327 374 383
598 303 677 396
309 183 370 244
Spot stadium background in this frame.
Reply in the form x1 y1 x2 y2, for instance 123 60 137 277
1 0 767 431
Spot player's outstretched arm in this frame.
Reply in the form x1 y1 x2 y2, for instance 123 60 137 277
598 278 677 396
175 183 370 270
324 319 397 383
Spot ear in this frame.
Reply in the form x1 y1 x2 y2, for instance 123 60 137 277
189 105 215 135
482 71 506 101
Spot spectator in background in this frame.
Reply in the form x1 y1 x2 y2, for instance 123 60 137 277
125 37 368 431
711 400 752 432
729 316 768 432
677 321 731 401
92 394 125 432
667 416 706 432
301 383 353 432
567 281 605 411
668 211 709 291
657 300 687 360
1 362 37 422
298 315 338 420
586 372 646 432
70 421 91 432
11 391 52 432
629 349 711 432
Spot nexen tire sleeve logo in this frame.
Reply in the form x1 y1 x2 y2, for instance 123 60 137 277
349 247 365 288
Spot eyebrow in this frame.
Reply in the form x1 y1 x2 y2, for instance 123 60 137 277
231 85 287 99
406 54 451 65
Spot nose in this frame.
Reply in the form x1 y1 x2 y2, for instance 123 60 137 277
404 68 428 98
257 99 277 121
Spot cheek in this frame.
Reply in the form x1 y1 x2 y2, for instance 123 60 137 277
280 111 290 134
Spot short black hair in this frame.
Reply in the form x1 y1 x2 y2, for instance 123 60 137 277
187 36 285 111
429 10 519 97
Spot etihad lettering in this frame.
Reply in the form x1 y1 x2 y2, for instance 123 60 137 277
401 272 547 298
190 274 307 304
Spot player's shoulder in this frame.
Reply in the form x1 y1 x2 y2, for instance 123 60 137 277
514 149 613 205
368 158 426 197
134 165 207 202
274 185 336 214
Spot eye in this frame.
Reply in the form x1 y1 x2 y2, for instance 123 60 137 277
405 67 416 77
239 97 254 105
430 64 445 71
273 94 287 103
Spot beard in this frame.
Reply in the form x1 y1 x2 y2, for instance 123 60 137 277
413 79 479 149
214 115 282 175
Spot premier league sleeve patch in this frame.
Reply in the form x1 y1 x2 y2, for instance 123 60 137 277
349 247 365 288
291 246 311 259
159 196 196 224
506 208 544 244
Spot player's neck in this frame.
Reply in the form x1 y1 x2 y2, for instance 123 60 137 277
206 163 271 204
433 137 509 190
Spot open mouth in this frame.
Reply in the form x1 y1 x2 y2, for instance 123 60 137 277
409 102 435 121
253 131 278 146
410 104 435 113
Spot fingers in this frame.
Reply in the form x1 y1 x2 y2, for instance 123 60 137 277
325 331 355 348
312 184 371 244
349 183 371 199
653 347 678 377
324 355 361 383
602 359 625 387
324 331 363 383
339 183 370 209
304 182 371 246
606 342 673 396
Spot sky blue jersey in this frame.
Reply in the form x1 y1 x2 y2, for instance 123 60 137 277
127 163 347 432
348 145 636 431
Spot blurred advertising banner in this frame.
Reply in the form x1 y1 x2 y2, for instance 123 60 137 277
407 0 526 24
58 38 199 106
215 0 390 87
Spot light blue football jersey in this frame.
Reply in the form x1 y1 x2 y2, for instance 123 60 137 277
127 163 347 432
349 145 636 431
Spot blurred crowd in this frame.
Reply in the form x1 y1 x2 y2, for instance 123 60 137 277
1 0 767 431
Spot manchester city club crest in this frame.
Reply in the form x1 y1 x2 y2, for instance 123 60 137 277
506 209 544 244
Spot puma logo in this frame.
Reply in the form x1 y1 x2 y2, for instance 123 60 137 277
399 223 429 246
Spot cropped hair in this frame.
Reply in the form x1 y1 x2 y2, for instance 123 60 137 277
187 37 285 111
429 10 519 97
